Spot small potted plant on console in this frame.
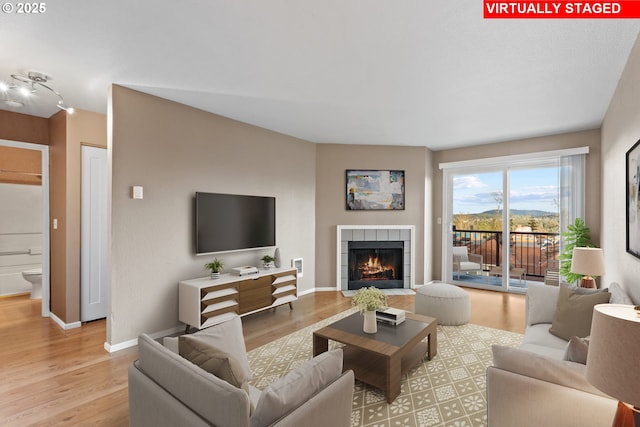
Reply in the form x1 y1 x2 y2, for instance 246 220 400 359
352 286 387 333
261 255 276 269
205 258 224 279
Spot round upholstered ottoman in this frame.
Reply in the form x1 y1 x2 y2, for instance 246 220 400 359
415 282 470 326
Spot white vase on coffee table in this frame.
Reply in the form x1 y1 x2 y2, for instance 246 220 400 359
363 311 377 333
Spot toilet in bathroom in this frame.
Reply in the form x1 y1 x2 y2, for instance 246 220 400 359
22 268 42 299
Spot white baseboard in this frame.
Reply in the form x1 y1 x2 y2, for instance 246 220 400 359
103 287 354 353
104 337 137 353
311 287 340 293
50 312 81 330
104 324 185 353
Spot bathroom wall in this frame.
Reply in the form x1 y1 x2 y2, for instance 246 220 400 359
0 183 43 296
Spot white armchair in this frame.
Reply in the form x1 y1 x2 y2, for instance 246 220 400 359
129 316 355 427
452 246 483 280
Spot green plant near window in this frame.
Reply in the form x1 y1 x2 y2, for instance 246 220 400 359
559 218 593 284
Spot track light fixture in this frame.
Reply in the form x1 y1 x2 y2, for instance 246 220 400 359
0 71 74 114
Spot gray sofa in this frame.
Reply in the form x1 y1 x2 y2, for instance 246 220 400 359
486 282 636 427
128 316 354 427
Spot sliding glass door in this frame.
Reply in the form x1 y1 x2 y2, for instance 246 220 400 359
442 151 580 293
450 170 504 289
505 166 560 291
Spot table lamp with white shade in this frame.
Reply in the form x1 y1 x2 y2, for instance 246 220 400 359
570 247 606 288
586 304 640 427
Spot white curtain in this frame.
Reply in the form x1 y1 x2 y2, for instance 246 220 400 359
559 153 585 234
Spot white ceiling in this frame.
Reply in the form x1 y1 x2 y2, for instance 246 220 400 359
1 1 638 150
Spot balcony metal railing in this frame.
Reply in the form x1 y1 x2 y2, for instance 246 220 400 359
453 229 560 280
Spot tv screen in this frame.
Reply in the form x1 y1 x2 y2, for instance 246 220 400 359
195 192 276 255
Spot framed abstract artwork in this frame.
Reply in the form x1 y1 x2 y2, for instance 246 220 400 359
346 169 405 210
626 139 640 259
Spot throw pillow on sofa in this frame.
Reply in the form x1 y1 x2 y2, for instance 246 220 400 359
609 282 634 304
562 336 590 364
526 282 561 325
249 349 343 427
179 334 250 393
549 284 611 340
195 315 253 381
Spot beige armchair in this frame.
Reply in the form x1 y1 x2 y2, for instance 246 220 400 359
452 246 483 280
129 316 354 427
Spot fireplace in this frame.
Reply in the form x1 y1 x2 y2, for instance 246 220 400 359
348 241 404 290
337 225 414 291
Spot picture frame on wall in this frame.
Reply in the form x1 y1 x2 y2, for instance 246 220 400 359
346 169 405 210
626 139 640 259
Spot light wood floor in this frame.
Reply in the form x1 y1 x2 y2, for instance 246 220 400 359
0 288 524 426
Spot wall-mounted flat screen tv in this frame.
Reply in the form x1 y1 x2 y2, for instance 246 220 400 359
195 192 276 255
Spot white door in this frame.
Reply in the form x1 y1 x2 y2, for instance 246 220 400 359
81 146 108 321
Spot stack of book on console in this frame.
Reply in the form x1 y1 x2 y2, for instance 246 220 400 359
376 307 406 326
231 266 259 276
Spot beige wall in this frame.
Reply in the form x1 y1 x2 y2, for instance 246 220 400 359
0 110 49 145
49 109 107 323
109 86 317 346
49 111 68 319
315 144 431 287
601 33 640 303
430 129 602 281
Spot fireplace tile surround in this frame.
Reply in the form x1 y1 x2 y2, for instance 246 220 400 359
337 225 414 291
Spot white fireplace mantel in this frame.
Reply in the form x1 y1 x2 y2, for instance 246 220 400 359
336 225 415 291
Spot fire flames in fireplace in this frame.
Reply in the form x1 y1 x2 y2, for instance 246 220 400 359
347 240 404 290
359 255 395 280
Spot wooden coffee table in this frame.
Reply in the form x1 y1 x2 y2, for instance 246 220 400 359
313 311 437 403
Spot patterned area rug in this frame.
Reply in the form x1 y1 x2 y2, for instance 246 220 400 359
247 309 523 427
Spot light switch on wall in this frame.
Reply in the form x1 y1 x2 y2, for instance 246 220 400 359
132 186 144 200
53 218 58 229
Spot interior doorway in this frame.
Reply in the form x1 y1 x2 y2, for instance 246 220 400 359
0 139 50 317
